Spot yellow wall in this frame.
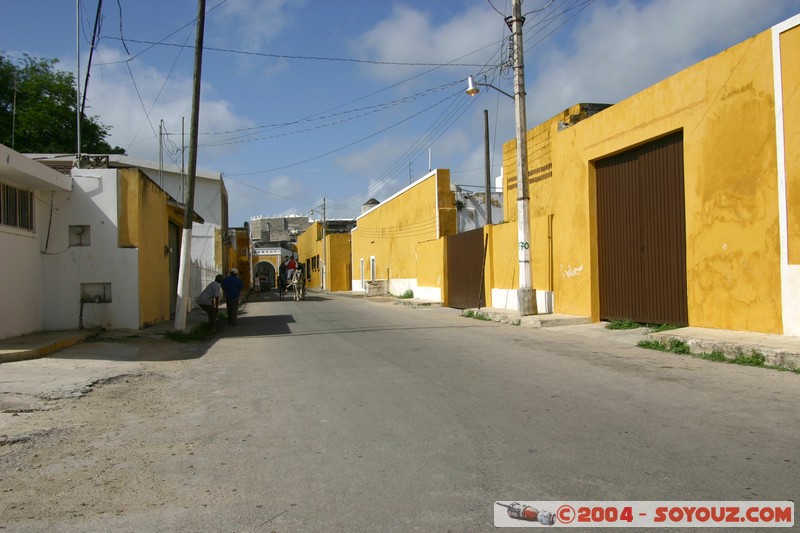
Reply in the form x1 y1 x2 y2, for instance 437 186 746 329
503 28 785 333
351 169 455 285
486 221 518 293
298 224 352 291
416 237 445 299
328 233 352 291
782 25 800 264
297 222 323 288
117 168 171 328
233 229 251 291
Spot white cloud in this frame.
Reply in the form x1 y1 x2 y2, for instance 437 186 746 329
267 174 307 201
336 136 411 176
83 48 254 163
527 0 797 123
350 3 502 81
214 0 301 50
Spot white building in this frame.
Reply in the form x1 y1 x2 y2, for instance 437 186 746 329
1 144 71 338
32 154 229 308
0 147 228 340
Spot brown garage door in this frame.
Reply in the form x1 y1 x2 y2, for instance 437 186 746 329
596 131 688 325
447 227 486 309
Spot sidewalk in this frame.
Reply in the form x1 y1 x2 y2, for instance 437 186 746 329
459 306 800 371
0 308 210 364
335 291 800 370
2 297 799 370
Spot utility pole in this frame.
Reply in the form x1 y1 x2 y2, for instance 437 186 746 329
174 0 206 330
81 0 103 118
181 116 186 198
75 0 81 168
484 109 492 226
322 197 327 291
159 120 164 188
11 74 16 149
509 0 536 315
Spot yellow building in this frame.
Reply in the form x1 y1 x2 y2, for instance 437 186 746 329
351 169 456 298
297 222 353 291
251 247 282 291
118 168 176 327
500 15 800 335
227 226 252 293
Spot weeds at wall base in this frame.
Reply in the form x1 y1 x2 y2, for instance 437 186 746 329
638 339 798 373
164 323 215 342
462 310 493 321
606 319 680 333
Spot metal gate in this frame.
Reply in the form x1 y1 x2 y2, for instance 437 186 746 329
596 131 688 325
446 227 486 309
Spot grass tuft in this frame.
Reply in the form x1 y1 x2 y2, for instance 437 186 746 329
164 323 215 342
463 310 492 321
606 319 642 330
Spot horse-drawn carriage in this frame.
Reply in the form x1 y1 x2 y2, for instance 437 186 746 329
278 265 305 301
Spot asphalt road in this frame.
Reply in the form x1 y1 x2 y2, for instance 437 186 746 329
2 293 798 532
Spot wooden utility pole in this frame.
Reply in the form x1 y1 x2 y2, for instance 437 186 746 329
174 0 206 330
322 197 327 290
484 109 492 226
510 0 536 315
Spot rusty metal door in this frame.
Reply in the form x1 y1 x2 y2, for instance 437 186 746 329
447 227 485 309
596 132 688 325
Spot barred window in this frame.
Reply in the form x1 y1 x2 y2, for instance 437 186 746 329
0 183 34 231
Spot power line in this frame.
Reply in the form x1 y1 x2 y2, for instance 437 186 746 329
227 91 462 177
192 79 463 143
100 37 489 68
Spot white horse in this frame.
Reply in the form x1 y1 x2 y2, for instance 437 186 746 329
288 269 306 301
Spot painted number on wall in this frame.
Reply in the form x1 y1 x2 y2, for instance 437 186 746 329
519 242 529 250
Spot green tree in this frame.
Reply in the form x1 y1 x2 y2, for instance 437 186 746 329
0 53 125 154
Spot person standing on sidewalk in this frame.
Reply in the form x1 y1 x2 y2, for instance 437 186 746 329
221 268 243 325
197 274 224 330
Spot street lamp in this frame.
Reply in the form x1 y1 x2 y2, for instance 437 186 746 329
309 197 327 290
465 0 537 315
466 75 514 100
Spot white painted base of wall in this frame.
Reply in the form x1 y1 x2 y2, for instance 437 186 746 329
782 265 800 336
491 289 554 314
388 278 416 297
351 278 442 301
414 286 442 302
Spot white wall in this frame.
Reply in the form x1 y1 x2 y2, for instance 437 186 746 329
0 144 69 339
40 169 141 330
773 16 800 336
0 221 44 338
140 167 222 270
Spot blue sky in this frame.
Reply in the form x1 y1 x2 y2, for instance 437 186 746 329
2 0 798 226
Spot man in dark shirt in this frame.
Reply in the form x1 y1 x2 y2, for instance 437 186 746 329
220 268 243 325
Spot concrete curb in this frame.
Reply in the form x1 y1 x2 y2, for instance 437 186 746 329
464 308 592 328
0 330 99 364
649 330 800 370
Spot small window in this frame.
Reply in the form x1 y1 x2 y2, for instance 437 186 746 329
0 183 34 230
81 283 112 303
69 225 91 246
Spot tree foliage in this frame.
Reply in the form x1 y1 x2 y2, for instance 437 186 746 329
0 53 125 154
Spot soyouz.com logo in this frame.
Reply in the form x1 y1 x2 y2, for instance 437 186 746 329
494 501 794 528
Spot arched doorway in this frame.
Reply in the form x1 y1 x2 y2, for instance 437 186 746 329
254 261 276 292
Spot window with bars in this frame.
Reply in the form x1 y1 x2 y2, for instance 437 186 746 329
0 183 34 231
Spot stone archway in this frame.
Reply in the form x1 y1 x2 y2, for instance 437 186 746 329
254 261 276 292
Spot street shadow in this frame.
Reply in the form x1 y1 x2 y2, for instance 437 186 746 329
218 314 296 336
52 336 209 362
263 323 488 338
246 291 332 303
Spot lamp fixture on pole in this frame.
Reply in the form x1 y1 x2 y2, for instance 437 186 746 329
466 75 514 100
